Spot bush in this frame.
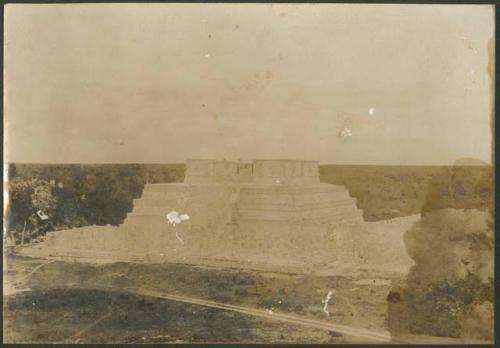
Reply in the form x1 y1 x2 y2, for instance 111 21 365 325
6 178 57 243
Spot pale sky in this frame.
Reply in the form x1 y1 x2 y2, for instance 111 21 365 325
4 4 494 164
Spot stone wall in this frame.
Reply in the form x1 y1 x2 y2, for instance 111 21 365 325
251 160 320 185
184 159 321 185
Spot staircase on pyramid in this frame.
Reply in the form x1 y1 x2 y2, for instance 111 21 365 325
113 159 364 264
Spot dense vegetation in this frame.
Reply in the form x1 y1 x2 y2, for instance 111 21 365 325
319 164 493 220
5 164 184 244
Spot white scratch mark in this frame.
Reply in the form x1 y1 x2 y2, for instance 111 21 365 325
275 179 281 184
36 210 49 220
166 211 180 225
166 211 190 245
321 290 335 316
368 107 375 116
166 211 190 226
339 127 352 137
175 229 185 245
204 53 210 58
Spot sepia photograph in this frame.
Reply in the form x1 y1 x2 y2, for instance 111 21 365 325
2 3 495 344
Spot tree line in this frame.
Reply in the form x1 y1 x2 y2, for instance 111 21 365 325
5 163 185 244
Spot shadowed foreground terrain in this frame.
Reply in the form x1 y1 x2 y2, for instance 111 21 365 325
5 287 347 344
4 254 396 344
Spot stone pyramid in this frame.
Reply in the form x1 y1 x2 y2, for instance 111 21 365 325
115 159 364 264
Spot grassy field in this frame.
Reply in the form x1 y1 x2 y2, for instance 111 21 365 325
3 254 397 343
4 288 345 344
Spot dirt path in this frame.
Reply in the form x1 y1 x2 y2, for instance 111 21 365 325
87 285 391 343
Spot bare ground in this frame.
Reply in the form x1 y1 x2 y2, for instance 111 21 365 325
3 253 399 344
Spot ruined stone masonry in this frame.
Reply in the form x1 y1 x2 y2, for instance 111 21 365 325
32 159 413 271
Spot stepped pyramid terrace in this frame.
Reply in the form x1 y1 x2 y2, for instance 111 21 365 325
22 160 414 272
